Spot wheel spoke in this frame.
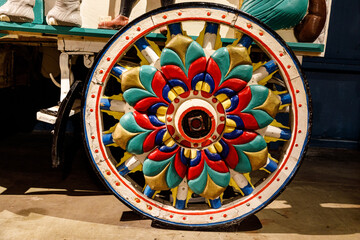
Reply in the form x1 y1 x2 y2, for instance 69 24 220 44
174 178 188 210
249 60 278 85
143 185 156 198
237 34 253 48
256 125 291 141
209 197 222 209
230 169 254 196
116 153 147 176
102 133 115 146
262 156 278 173
110 63 127 79
100 98 126 112
202 22 219 50
134 37 160 65
168 23 183 37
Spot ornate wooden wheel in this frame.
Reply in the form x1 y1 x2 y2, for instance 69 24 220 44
82 3 311 228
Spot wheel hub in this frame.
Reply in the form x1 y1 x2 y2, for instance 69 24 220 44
166 90 226 149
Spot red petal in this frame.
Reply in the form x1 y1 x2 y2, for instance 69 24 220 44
148 146 180 161
188 57 207 86
133 111 157 130
151 71 168 102
206 58 222 92
204 152 229 173
174 150 187 178
217 78 247 93
161 65 190 90
133 97 166 112
187 154 204 180
143 128 165 152
223 131 257 145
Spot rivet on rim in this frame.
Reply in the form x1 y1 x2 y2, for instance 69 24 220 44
259 31 264 36
137 27 141 31
207 12 211 16
107 57 111 61
247 23 252 28
178 12 182 16
163 15 167 19
125 36 129 40
115 182 120 186
135 198 140 203
106 170 111 175
222 14 226 19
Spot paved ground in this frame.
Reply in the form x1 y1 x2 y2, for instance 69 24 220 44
0 133 359 239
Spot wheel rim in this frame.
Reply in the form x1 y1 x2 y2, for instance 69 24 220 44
83 3 311 227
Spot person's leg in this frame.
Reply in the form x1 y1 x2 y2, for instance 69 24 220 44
0 0 35 23
46 0 82 27
98 0 137 29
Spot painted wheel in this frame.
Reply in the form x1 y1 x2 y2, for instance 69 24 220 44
82 3 311 228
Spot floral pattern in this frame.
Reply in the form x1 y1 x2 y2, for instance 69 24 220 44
112 35 280 201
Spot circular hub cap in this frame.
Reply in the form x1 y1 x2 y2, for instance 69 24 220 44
166 90 225 149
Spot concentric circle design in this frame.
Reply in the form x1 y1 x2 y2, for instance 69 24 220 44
82 3 311 228
167 90 225 149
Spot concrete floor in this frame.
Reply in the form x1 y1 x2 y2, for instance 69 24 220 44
0 133 359 239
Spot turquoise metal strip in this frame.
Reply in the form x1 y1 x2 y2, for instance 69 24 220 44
0 22 324 53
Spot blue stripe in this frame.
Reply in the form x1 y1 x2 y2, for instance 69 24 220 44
263 60 278 74
180 148 189 166
189 151 201 167
155 128 167 145
191 73 205 90
204 73 215 93
175 199 186 210
117 162 130 176
205 22 219 34
227 95 239 112
227 115 245 129
209 198 222 209
238 34 253 48
241 183 253 196
264 159 277 173
149 115 165 127
204 149 222 161
148 102 167 114
280 128 291 140
100 98 111 110
280 93 291 104
223 129 243 139
144 185 156 198
102 133 114 146
219 139 229 159
111 64 126 78
168 23 182 35
159 143 178 153
162 84 172 103
168 79 189 92
134 37 150 51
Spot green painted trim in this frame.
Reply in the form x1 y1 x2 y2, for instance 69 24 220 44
33 0 44 24
0 22 324 52
0 21 117 38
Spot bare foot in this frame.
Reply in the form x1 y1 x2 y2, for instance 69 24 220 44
98 14 129 29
